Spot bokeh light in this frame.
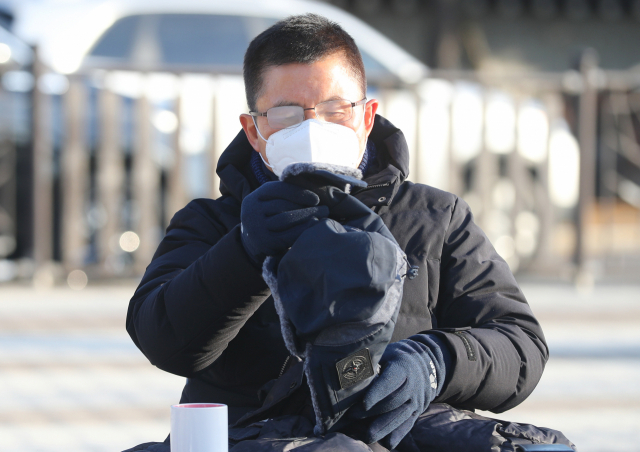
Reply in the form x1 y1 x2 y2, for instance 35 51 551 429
451 84 483 162
492 179 516 211
486 92 516 154
153 110 179 134
67 269 88 291
119 231 141 253
548 121 580 208
0 43 11 64
517 101 549 163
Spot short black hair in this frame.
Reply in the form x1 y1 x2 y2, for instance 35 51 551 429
243 14 366 112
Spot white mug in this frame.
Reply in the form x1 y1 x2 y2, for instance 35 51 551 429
170 403 228 452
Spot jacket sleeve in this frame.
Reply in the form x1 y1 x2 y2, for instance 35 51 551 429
126 200 270 377
430 197 548 413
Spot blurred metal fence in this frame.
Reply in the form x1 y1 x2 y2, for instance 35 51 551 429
3 51 640 285
421 57 640 281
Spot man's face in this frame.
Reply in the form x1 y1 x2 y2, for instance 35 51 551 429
240 52 378 171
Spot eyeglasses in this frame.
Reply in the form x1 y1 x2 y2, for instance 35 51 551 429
249 98 367 130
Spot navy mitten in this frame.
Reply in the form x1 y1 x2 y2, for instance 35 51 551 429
262 163 409 436
240 181 330 263
348 334 448 450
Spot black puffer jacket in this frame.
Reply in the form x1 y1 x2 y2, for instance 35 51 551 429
126 115 548 421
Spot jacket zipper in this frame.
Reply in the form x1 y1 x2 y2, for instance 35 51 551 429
279 355 292 377
353 181 391 194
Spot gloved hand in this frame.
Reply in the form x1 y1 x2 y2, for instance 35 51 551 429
263 164 409 436
240 181 330 264
347 334 447 450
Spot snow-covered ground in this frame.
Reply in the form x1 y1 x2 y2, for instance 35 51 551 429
0 282 638 452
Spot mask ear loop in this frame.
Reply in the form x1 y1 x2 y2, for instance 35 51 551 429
251 116 268 142
251 116 275 170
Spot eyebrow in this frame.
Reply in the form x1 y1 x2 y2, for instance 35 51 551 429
270 96 346 109
273 100 302 108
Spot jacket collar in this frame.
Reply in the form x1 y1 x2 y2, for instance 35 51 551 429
366 115 409 184
215 114 410 204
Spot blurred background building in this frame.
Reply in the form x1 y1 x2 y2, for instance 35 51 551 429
0 0 639 287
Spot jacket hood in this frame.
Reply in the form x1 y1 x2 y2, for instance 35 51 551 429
215 115 410 203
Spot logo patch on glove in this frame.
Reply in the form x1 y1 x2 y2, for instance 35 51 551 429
336 348 375 390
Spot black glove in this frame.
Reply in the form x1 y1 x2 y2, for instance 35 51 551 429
240 181 330 264
347 334 447 450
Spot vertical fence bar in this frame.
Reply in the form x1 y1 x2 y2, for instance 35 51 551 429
133 90 160 274
535 151 553 269
508 99 527 215
0 134 17 261
534 93 562 270
413 85 423 183
575 49 599 277
475 91 496 230
626 93 640 252
31 48 54 281
507 100 528 271
167 94 185 218
475 149 498 230
209 76 221 199
97 86 123 273
61 76 88 271
0 82 17 262
447 91 462 196
600 94 619 259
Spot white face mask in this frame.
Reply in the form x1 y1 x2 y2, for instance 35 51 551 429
254 118 362 177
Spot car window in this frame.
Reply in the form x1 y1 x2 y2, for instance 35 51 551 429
90 15 140 59
87 13 392 79
157 14 275 66
360 49 392 80
89 14 277 67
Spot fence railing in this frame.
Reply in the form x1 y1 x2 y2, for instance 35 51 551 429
2 51 640 285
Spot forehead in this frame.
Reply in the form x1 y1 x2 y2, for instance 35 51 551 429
256 53 362 110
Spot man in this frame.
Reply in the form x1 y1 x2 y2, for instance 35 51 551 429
126 13 547 450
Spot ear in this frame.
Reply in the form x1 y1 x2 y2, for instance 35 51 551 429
240 114 260 152
363 99 379 139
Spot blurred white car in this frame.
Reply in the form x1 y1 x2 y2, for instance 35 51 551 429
12 0 428 84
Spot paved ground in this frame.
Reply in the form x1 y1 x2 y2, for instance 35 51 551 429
0 282 638 452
